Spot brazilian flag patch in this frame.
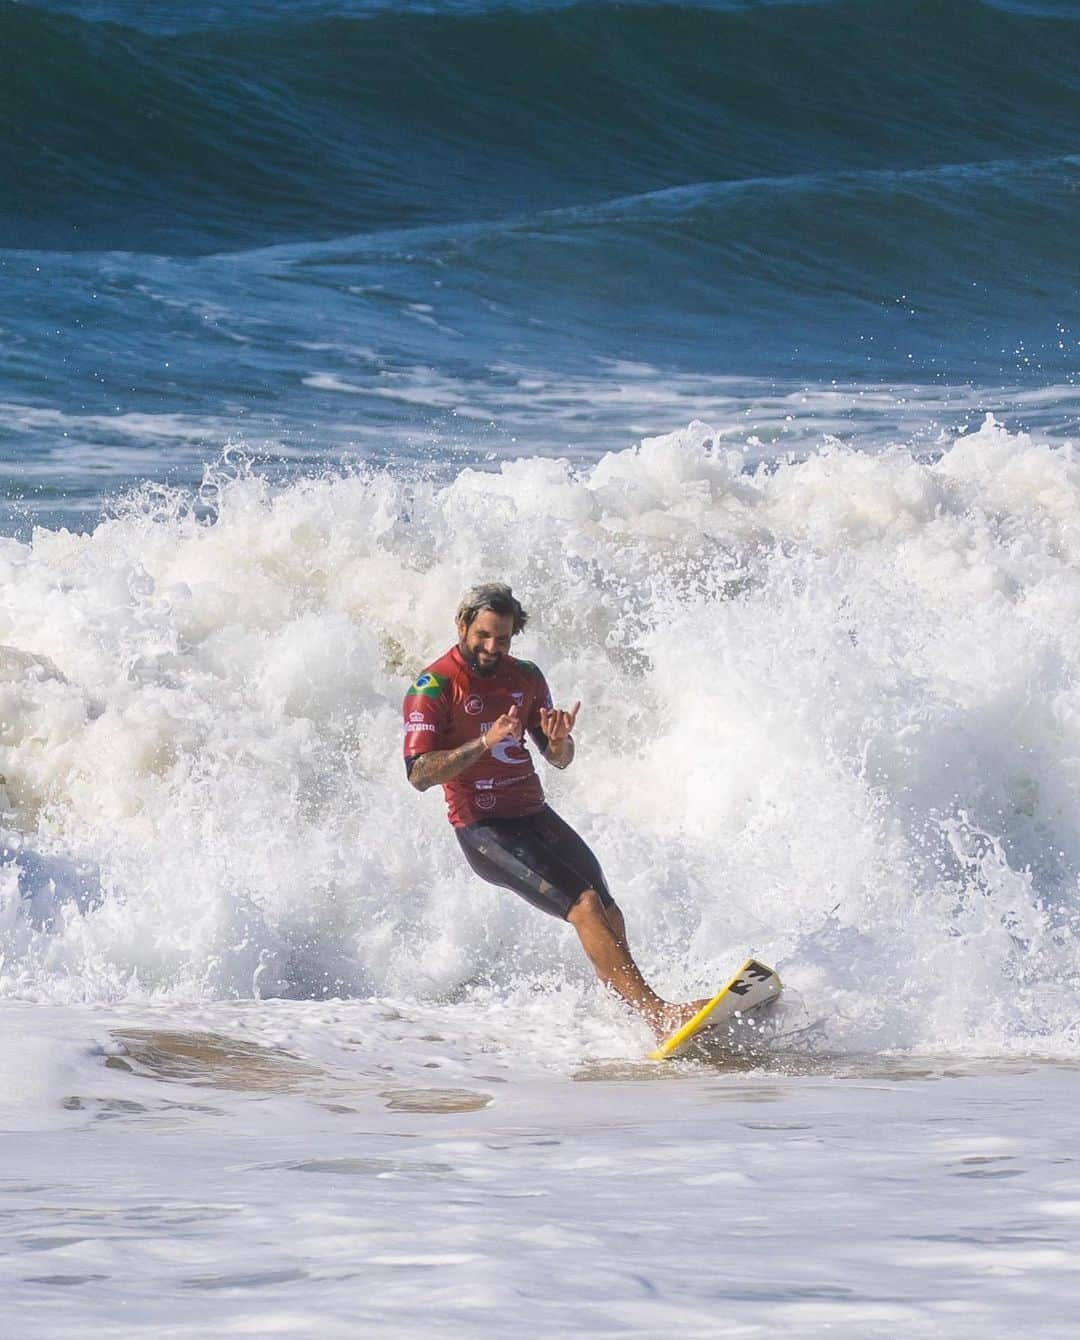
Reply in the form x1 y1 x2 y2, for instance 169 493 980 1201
406 671 448 699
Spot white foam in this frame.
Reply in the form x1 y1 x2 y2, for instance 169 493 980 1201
0 417 1078 1056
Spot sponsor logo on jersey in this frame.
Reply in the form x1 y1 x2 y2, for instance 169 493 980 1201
404 721 437 733
406 671 448 699
474 778 494 789
491 737 529 766
408 711 425 723
478 722 530 766
510 691 524 706
475 791 497 810
464 694 483 715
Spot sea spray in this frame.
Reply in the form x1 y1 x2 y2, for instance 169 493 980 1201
1 418 1079 1052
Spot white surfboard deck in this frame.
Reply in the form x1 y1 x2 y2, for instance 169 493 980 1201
649 957 782 1060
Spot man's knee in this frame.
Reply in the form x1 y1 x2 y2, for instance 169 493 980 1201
567 888 606 922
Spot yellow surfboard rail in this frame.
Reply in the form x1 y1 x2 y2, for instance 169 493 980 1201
648 957 782 1060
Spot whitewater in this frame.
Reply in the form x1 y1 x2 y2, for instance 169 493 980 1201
4 417 1080 1335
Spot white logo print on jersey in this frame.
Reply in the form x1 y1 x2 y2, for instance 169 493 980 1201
490 736 529 766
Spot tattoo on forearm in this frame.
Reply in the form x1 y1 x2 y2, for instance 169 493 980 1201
409 738 487 790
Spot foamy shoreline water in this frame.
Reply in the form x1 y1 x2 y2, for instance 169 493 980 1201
3 1000 1080 1339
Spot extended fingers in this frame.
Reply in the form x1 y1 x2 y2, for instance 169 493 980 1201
540 705 577 739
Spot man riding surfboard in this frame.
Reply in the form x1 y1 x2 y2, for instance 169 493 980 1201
403 582 707 1040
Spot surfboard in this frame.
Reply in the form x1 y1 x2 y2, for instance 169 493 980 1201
649 957 782 1060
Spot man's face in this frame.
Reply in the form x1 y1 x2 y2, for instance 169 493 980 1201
458 609 515 676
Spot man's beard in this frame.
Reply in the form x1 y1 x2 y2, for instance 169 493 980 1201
462 645 502 676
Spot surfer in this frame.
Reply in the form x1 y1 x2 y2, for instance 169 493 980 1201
403 582 707 1040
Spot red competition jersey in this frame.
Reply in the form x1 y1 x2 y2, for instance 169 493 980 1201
403 646 554 827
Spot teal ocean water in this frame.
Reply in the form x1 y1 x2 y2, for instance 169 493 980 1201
2 0 1078 530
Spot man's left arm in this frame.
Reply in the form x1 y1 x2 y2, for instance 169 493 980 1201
535 701 580 770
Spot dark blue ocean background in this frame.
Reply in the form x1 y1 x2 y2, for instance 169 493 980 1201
2 0 1078 533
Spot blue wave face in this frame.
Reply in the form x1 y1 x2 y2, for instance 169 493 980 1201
5 0 1080 252
2 0 1078 530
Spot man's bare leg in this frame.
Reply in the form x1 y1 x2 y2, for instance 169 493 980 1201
602 899 629 950
566 890 709 1040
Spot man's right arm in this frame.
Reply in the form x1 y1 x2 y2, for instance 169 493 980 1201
408 737 488 792
406 707 523 792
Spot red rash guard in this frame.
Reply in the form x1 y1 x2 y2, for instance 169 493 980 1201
403 646 554 827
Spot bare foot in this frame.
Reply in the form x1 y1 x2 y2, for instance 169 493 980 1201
649 997 713 1043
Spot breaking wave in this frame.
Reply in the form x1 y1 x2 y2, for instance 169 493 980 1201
3 417 1080 1056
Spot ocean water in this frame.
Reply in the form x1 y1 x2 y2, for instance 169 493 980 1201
3 0 1079 533
3 0 1080 1334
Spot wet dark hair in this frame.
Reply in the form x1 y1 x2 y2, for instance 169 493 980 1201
456 582 528 635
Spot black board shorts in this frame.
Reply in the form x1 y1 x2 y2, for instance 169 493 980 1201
455 805 614 920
